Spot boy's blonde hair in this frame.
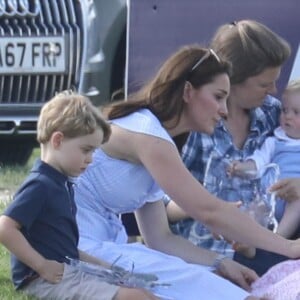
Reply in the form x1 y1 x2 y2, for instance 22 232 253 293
283 78 300 95
37 91 111 144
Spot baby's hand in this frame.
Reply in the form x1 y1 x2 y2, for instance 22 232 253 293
270 178 300 202
228 160 257 178
37 259 64 284
227 160 243 177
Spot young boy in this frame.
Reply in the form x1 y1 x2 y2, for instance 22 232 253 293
0 91 157 300
230 78 300 240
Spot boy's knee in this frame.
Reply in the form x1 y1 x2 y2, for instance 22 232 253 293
113 287 158 300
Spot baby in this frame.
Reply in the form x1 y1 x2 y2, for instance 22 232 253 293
231 78 300 240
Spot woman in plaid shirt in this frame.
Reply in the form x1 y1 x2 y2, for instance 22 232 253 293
167 19 291 276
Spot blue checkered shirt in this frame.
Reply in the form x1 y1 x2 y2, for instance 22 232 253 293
170 95 281 257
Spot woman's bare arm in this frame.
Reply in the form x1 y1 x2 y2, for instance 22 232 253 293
166 200 190 223
135 201 258 290
133 132 297 258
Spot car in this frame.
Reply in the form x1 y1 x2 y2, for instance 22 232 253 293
0 0 127 165
3 0 299 166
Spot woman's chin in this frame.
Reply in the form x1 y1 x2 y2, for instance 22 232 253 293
194 124 214 135
203 127 214 135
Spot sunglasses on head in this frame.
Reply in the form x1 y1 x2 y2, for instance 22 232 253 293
190 48 221 72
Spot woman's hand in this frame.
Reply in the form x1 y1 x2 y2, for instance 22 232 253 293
215 258 258 291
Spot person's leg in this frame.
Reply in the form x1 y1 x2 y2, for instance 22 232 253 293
22 264 157 300
114 287 158 300
121 213 140 242
87 241 251 300
233 248 288 276
276 200 300 238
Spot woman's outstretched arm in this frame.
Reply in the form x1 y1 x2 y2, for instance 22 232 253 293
135 133 299 258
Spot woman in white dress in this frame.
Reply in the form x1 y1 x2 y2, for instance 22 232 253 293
74 45 300 300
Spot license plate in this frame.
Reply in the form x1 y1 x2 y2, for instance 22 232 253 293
0 36 66 74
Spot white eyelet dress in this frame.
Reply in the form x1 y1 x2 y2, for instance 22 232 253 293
74 109 249 300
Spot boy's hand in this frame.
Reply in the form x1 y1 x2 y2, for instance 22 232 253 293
38 259 64 284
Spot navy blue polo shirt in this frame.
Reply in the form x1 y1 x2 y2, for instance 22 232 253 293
4 159 79 289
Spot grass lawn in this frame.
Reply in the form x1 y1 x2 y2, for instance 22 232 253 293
0 149 39 299
0 202 34 299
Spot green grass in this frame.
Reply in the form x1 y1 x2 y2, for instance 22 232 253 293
0 203 33 299
0 148 40 198
0 150 39 299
